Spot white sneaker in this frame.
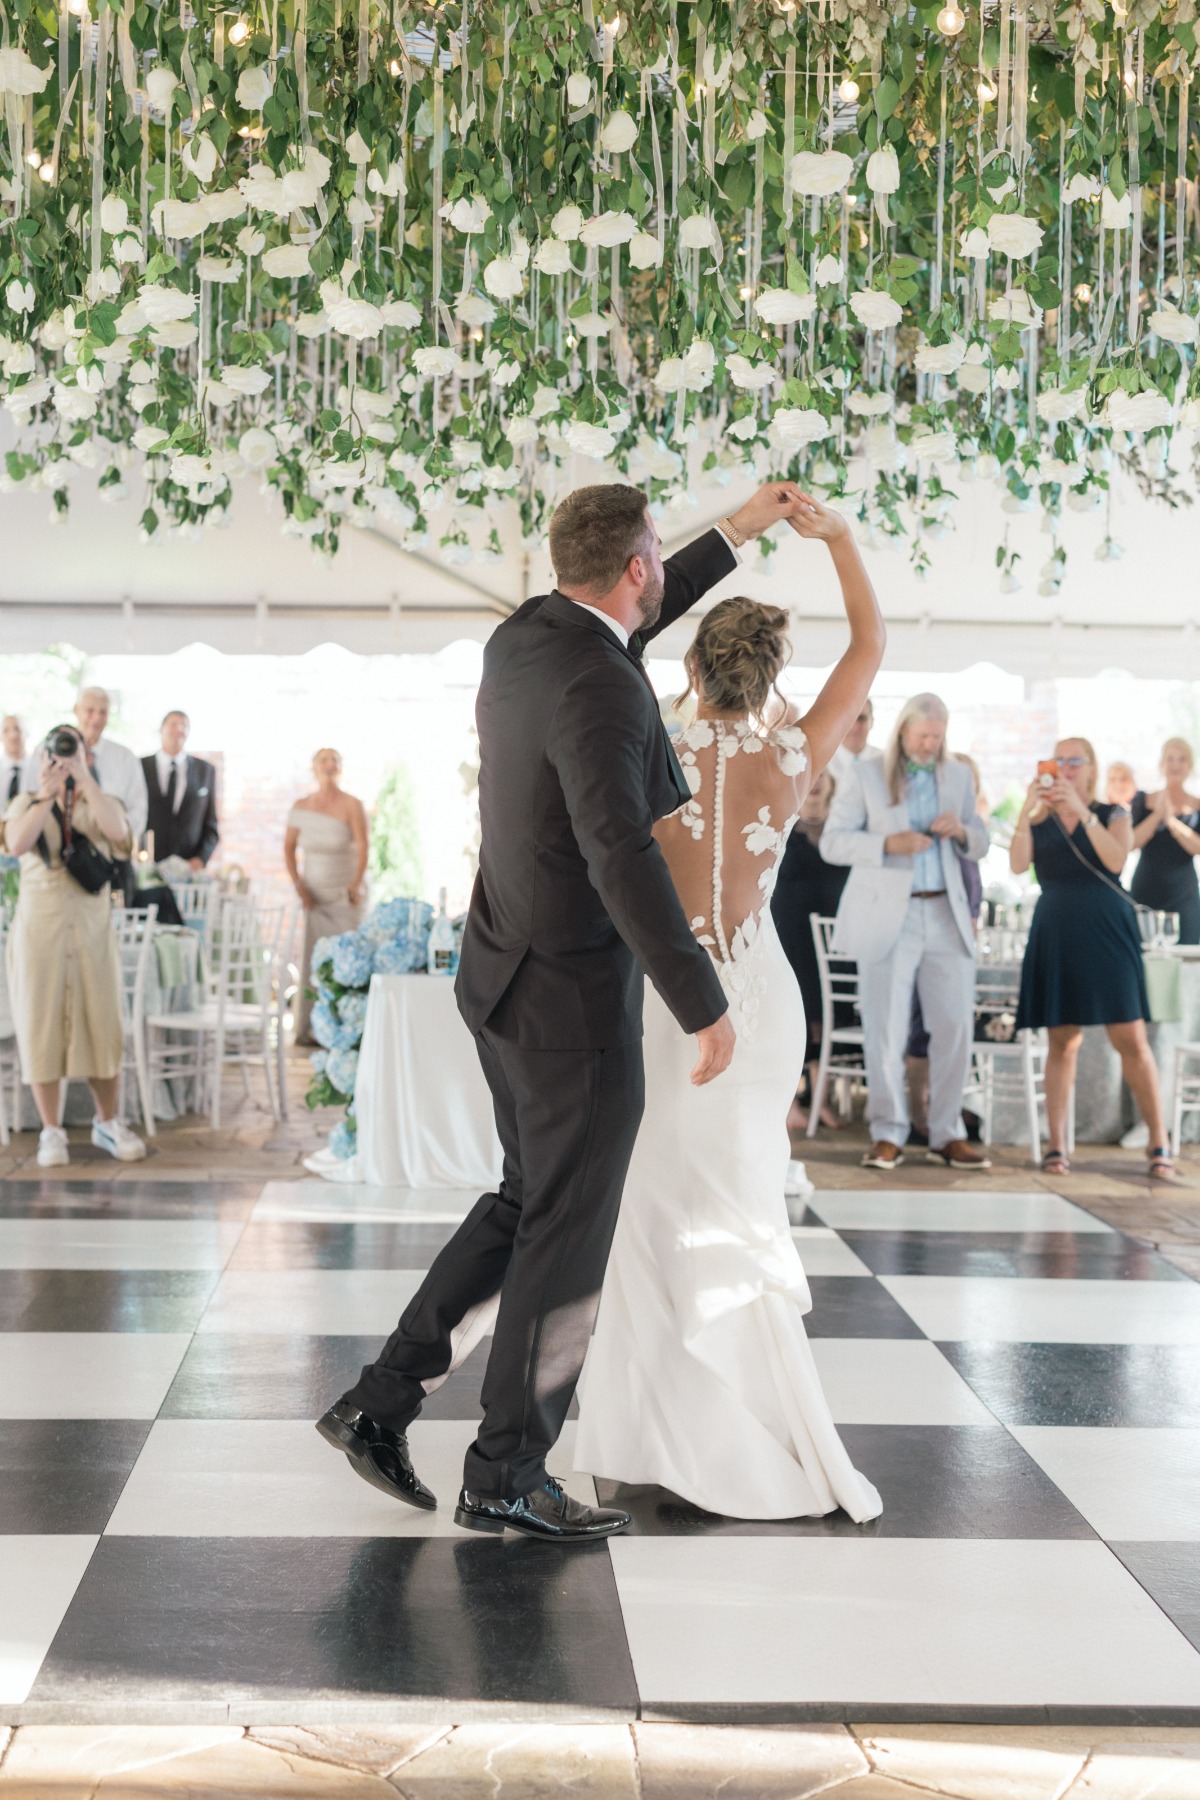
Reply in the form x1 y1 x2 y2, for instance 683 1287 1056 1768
785 1159 815 1199
91 1118 147 1162
37 1127 70 1168
1120 1121 1150 1150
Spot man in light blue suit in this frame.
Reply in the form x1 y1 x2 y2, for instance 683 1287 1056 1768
821 693 989 1173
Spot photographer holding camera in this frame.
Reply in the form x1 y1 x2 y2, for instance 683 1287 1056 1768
0 726 147 1167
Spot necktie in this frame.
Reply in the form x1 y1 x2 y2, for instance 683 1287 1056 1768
906 759 937 776
6 766 17 802
165 760 178 812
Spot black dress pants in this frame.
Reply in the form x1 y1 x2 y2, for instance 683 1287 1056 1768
344 1024 645 1498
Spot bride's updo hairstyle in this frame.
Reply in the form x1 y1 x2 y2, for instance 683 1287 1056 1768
680 597 792 723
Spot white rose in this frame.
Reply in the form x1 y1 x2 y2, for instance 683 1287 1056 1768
533 237 571 276
914 332 967 375
770 406 833 447
112 232 145 266
505 415 540 446
4 375 50 413
100 194 129 234
221 363 272 396
745 108 769 142
411 346 460 379
137 283 195 324
654 356 686 390
908 429 957 463
727 415 760 442
788 149 853 197
345 128 371 166
1101 187 1132 230
600 110 638 154
197 254 243 284
239 167 283 212
960 226 991 261
3 341 36 375
115 301 147 335
628 232 663 271
1104 388 1172 432
202 378 235 407
151 319 198 348
566 72 591 107
988 289 1042 328
381 299 421 328
263 243 311 278
326 293 385 339
238 426 277 467
367 164 404 198
726 353 775 392
1179 397 1200 432
866 144 900 194
849 288 902 331
754 286 816 325
683 340 716 389
552 204 584 242
572 311 611 338
1036 386 1087 422
279 166 321 210
1064 173 1101 204
447 194 490 234
814 253 843 287
294 311 328 338
182 135 218 184
994 364 1021 392
236 225 267 256
679 211 716 250
580 209 637 248
530 384 560 418
455 295 496 328
0 47 52 95
202 188 247 226
346 196 375 227
154 198 208 237
987 212 1044 258
5 279 35 314
1150 307 1198 345
846 390 893 416
40 313 69 349
236 64 273 109
144 66 178 111
483 257 524 300
565 420 617 459
53 383 98 423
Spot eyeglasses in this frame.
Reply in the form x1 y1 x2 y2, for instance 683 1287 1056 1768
1056 756 1085 769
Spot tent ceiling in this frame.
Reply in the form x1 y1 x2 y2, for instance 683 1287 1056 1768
0 471 1194 680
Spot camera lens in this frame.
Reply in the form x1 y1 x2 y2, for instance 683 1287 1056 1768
47 726 80 759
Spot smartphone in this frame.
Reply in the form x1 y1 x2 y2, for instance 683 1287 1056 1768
1036 760 1057 790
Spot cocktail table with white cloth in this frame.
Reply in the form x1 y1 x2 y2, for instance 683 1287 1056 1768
350 973 501 1188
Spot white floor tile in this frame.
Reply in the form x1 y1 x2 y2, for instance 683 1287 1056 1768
789 1229 872 1278
0 1333 193 1419
0 1218 244 1271
610 1538 1200 1707
1011 1427 1200 1541
104 1418 593 1538
807 1338 996 1425
195 1269 427 1334
0 1536 99 1704
809 1191 1113 1234
879 1275 1200 1344
251 1180 477 1225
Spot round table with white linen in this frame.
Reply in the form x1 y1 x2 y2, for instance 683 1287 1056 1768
353 972 501 1188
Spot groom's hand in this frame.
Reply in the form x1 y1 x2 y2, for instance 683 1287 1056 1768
691 1013 736 1086
725 482 806 543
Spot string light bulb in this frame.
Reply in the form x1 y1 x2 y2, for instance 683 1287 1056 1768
838 75 860 102
389 57 401 75
977 77 997 101
66 0 87 16
605 12 624 35
739 284 753 299
1074 282 1093 303
937 4 966 34
227 13 250 42
26 149 42 169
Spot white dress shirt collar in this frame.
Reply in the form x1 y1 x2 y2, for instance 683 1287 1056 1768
565 600 629 648
155 749 188 811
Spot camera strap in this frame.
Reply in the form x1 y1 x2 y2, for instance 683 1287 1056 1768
1050 810 1152 920
34 788 73 872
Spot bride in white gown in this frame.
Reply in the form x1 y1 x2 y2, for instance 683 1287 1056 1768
574 495 885 1523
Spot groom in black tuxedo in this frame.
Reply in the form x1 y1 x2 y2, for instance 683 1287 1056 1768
319 480 804 1540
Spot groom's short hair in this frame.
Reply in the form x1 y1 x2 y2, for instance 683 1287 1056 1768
549 483 652 594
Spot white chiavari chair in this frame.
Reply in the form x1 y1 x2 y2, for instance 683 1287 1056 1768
0 917 21 1146
112 904 159 1131
968 927 1074 1161
806 915 868 1137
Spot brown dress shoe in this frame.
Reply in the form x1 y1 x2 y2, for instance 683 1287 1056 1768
862 1141 905 1171
928 1139 992 1170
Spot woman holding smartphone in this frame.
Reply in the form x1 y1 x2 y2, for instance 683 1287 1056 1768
1010 737 1172 1181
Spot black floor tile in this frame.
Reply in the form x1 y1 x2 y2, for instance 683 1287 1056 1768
29 1537 637 1712
0 1180 261 1221
841 1230 1190 1283
226 1221 458 1271
0 1270 218 1333
940 1342 1200 1427
0 1420 152 1532
805 1276 926 1338
1111 1543 1200 1654
596 1424 1094 1540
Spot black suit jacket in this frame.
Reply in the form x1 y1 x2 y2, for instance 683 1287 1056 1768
141 755 220 865
456 529 735 1050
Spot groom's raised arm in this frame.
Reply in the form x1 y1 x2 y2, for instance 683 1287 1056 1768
640 483 806 647
546 667 727 1035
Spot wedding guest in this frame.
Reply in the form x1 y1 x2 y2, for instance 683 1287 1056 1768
822 692 989 1173
24 687 148 843
142 711 220 870
1 715 25 806
1011 736 1173 1181
285 749 369 1044
829 696 882 781
1 731 146 1167
1105 761 1138 810
772 768 848 1132
1130 737 1200 944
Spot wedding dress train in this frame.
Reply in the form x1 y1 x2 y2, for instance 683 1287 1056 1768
574 717 882 1523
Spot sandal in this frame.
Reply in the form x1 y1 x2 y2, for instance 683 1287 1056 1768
1148 1146 1177 1183
1041 1149 1071 1175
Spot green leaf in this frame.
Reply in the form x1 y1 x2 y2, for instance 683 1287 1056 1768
875 74 900 121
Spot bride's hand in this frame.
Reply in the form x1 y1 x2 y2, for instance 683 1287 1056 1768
785 491 850 544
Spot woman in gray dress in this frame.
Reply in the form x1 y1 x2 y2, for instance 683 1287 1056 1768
284 749 369 1044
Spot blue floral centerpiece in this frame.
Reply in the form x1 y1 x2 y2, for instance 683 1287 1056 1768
304 896 435 1161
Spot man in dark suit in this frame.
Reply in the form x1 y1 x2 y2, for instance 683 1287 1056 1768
141 711 220 869
319 481 803 1541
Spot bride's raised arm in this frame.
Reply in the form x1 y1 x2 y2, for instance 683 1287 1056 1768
784 495 886 777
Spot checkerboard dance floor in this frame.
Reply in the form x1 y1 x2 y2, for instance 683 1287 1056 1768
3 1175 1200 1726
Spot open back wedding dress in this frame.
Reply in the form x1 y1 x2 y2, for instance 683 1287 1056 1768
574 716 882 1522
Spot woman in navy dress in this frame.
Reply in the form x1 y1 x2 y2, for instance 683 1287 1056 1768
1012 736 1173 1181
1130 737 1200 945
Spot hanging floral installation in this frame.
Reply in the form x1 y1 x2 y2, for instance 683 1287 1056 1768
0 0 1198 591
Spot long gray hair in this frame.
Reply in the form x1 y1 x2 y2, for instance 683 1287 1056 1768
885 692 950 804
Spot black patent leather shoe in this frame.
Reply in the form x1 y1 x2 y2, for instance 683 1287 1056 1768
454 1476 630 1541
316 1400 436 1511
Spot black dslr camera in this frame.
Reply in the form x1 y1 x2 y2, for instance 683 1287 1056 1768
45 725 83 761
